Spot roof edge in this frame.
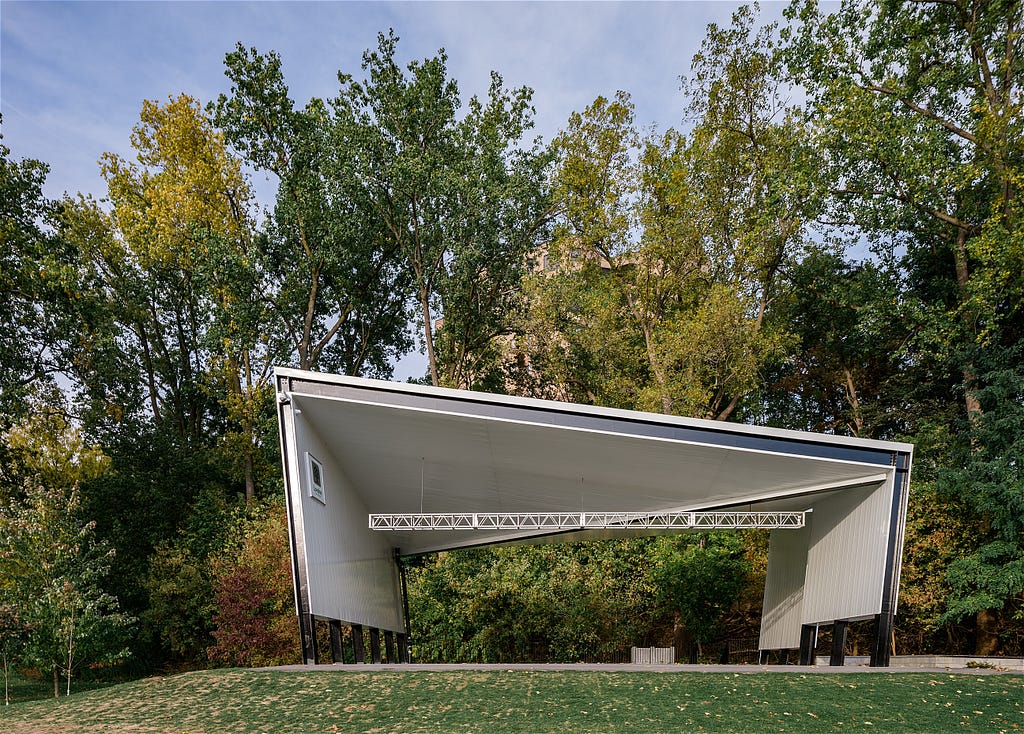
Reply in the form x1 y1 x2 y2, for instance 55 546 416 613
273 367 915 454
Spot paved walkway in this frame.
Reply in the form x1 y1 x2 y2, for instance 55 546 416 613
270 662 1021 675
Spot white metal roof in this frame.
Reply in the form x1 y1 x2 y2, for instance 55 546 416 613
277 368 908 556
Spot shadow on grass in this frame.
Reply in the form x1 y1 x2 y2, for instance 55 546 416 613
4 669 127 705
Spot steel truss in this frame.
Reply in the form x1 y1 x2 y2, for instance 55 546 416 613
368 510 805 531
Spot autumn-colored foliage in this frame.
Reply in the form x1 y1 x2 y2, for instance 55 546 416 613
207 502 299 667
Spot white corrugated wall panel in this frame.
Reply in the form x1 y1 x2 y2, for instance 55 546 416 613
292 401 405 632
759 523 810 650
801 478 892 625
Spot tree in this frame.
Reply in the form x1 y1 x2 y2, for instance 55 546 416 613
936 349 1024 647
211 44 412 379
784 0 1024 653
207 500 298 667
407 539 665 663
142 484 230 664
518 8 814 419
652 533 752 659
754 249 913 439
98 93 274 502
0 138 75 436
0 409 131 697
330 31 551 389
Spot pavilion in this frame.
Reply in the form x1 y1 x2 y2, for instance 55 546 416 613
274 367 913 667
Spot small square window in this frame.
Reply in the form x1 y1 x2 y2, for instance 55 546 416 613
307 453 326 505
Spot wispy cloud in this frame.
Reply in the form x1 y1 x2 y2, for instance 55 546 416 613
2 0 790 205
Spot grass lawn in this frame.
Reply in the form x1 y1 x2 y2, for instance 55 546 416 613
3 668 1022 733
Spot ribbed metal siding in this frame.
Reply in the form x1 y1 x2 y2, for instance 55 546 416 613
801 479 891 625
759 523 810 650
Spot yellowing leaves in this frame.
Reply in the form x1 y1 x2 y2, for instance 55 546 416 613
4 405 111 490
100 94 253 270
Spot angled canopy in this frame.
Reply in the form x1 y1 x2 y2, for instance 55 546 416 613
275 368 912 665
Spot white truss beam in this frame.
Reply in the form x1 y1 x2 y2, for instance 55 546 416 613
368 510 805 531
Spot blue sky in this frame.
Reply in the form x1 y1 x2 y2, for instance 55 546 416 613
1 1 797 201
1 0 793 378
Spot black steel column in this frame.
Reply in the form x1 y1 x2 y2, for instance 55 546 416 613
870 613 893 667
384 631 395 663
830 620 849 667
300 613 317 665
370 627 382 664
397 550 413 663
872 451 911 667
309 617 321 665
329 620 345 663
351 624 365 663
799 624 816 665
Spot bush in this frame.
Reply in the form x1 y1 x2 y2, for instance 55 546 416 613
207 500 299 667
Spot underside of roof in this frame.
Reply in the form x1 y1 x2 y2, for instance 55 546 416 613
278 368 908 555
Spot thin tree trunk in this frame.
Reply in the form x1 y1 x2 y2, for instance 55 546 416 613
230 356 256 504
66 605 75 697
952 227 982 422
633 303 672 414
53 668 58 698
421 283 440 387
244 452 256 505
843 366 863 437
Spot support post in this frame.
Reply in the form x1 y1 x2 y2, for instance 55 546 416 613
799 624 816 666
397 550 413 663
688 641 698 664
869 612 893 667
300 613 317 665
329 620 345 663
872 454 910 668
384 630 395 663
370 627 382 664
351 624 365 663
830 620 849 667
309 616 321 665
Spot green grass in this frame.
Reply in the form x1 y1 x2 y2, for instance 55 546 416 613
3 669 1022 733
3 669 122 706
